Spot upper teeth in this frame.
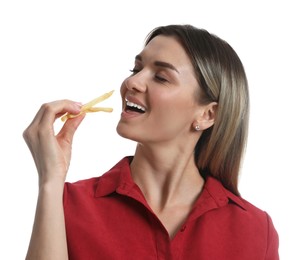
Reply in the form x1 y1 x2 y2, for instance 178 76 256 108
126 99 146 112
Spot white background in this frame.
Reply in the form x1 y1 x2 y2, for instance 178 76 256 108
1 0 306 259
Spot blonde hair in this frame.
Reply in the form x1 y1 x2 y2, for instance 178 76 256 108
146 25 249 195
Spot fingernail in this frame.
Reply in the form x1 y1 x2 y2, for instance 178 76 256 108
75 102 82 108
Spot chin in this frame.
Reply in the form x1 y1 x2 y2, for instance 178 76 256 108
116 123 138 142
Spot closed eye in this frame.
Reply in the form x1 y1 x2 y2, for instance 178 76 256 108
130 68 169 84
130 68 140 75
155 75 168 83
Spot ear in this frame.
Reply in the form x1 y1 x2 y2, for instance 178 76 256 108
193 102 218 131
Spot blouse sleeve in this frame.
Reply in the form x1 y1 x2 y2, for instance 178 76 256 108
265 212 279 260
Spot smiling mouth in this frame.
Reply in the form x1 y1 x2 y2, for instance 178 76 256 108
125 99 146 113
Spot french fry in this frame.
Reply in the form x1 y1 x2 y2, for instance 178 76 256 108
86 107 113 113
81 90 114 111
61 90 114 122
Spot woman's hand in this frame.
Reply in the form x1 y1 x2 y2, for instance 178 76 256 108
23 100 85 186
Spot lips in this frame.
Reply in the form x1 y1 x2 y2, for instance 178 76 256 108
124 97 146 113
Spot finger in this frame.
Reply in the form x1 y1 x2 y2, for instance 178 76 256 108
57 113 86 146
23 103 50 141
36 100 81 133
25 100 81 130
23 100 82 147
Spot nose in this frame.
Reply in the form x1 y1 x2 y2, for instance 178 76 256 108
124 72 147 93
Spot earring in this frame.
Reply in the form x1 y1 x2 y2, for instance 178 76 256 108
195 125 200 131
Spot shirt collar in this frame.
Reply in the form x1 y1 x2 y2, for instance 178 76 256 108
95 156 134 197
204 176 246 210
95 156 246 211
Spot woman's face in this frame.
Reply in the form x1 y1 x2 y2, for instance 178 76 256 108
117 35 203 145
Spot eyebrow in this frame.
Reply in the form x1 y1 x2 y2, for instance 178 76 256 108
135 55 179 74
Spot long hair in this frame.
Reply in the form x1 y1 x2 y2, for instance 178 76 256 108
145 25 250 196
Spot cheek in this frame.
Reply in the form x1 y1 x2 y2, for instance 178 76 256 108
150 97 177 119
151 98 193 128
154 94 192 114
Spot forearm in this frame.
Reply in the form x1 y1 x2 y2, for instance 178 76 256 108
26 181 68 260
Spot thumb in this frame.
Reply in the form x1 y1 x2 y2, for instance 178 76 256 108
57 114 86 146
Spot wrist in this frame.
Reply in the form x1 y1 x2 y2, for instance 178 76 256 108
38 176 66 195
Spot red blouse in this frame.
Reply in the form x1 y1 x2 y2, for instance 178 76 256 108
63 157 279 259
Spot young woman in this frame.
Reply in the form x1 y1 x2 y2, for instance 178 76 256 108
24 24 279 259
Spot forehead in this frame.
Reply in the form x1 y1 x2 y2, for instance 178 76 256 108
139 35 193 68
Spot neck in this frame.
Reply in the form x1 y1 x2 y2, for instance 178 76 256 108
130 142 204 211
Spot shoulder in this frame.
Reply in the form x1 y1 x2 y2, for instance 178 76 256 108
238 195 279 239
64 176 100 195
223 184 279 256
197 177 279 258
240 197 279 257
206 176 278 236
64 156 132 199
225 186 276 228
